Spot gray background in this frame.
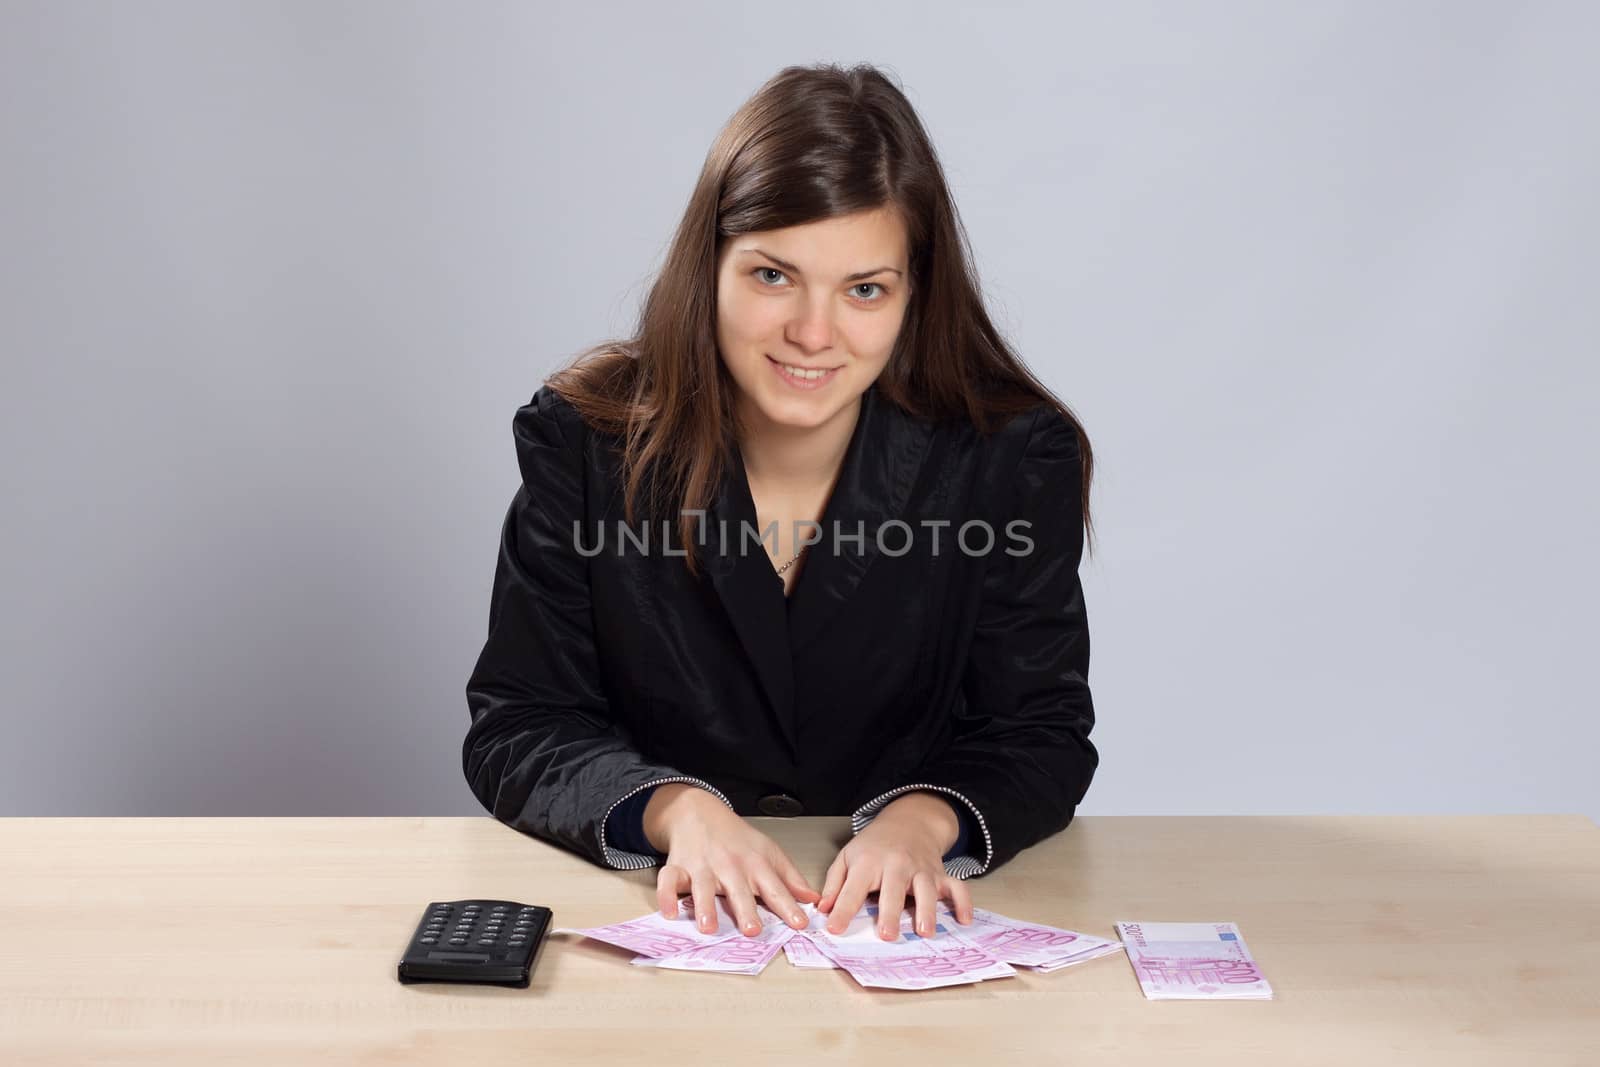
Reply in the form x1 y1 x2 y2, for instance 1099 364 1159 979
2 1 1595 822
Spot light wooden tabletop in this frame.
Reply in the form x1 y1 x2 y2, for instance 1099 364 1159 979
2 815 1596 1065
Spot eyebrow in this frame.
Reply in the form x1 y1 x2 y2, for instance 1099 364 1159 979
739 248 904 282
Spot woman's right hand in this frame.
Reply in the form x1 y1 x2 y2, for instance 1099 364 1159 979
644 783 820 939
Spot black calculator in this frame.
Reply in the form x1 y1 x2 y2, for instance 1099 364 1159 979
397 899 552 987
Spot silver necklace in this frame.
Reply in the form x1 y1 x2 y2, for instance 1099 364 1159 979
775 543 807 575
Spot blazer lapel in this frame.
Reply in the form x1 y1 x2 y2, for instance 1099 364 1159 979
706 439 798 754
705 384 934 754
785 384 933 653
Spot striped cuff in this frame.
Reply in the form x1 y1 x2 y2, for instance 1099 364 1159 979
604 784 662 857
598 775 734 870
850 783 993 879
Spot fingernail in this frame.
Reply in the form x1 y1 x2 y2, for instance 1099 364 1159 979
792 913 805 926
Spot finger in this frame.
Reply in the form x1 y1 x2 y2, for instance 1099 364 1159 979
690 868 720 935
911 870 938 938
755 868 807 929
946 876 975 925
827 868 871 936
720 867 764 939
657 863 686 920
818 854 847 915
774 851 821 905
877 867 909 941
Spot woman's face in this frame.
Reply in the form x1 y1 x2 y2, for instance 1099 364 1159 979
714 206 912 434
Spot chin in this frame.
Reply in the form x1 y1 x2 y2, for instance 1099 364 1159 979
753 397 840 433
760 381 860 426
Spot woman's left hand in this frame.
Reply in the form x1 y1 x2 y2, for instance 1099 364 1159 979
816 792 975 939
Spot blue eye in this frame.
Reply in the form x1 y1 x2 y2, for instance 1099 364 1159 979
751 267 889 303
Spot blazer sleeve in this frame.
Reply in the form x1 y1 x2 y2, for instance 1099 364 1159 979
850 406 1099 878
462 387 733 870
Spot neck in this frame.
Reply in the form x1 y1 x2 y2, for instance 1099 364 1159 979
736 395 861 494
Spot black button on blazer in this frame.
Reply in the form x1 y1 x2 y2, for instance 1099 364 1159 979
463 380 1098 878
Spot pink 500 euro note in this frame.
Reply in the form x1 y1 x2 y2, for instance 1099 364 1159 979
783 930 838 969
937 903 1125 971
1115 921 1274 1000
554 895 783 960
800 901 1016 990
630 903 798 975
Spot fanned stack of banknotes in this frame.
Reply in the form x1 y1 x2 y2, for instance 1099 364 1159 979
554 898 1273 998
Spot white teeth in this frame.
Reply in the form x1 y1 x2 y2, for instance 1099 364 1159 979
778 363 833 380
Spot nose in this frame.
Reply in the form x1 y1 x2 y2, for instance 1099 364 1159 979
785 295 837 355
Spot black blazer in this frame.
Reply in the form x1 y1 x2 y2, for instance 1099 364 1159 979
462 380 1098 878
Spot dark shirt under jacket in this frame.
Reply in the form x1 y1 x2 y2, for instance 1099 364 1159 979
462 380 1098 878
603 780 978 863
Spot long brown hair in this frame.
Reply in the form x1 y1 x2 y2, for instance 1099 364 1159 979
547 62 1096 578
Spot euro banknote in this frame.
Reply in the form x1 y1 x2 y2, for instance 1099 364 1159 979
628 899 797 975
1114 921 1274 1000
945 903 1124 971
551 893 783 959
798 900 1017 989
782 927 837 969
557 896 1125 990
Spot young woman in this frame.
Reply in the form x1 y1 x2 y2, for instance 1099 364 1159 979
463 63 1098 946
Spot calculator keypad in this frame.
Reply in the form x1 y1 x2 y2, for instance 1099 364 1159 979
400 898 550 987
416 901 543 953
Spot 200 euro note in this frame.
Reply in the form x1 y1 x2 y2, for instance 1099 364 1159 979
1114 921 1274 1000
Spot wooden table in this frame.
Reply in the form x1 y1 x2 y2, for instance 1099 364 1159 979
2 815 1596 1064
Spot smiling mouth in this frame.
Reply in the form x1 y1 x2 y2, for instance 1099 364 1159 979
767 354 844 379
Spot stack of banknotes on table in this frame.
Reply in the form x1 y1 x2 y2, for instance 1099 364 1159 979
1113 921 1274 1000
553 896 1126 990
